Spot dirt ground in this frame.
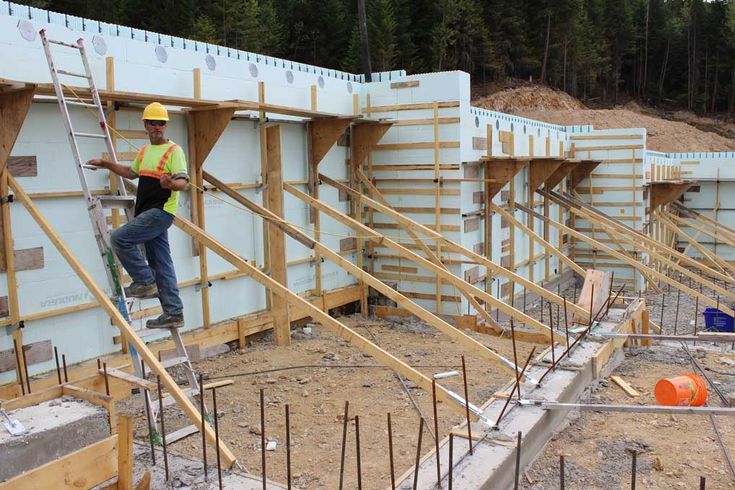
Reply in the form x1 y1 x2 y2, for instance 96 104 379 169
123 314 538 489
118 278 735 489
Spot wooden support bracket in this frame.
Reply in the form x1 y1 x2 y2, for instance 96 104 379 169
528 158 564 193
0 85 35 172
568 160 602 189
351 121 392 167
544 160 578 190
309 117 354 167
482 157 529 201
649 181 695 210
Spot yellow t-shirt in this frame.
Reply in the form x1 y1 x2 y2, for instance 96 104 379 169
130 141 188 216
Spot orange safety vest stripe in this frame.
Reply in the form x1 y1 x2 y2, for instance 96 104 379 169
135 144 179 178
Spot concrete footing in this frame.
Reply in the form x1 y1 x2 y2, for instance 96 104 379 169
0 397 110 481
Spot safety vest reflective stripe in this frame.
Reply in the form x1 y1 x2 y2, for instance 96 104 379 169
155 144 178 174
136 144 147 163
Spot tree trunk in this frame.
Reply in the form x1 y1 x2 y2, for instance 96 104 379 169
659 37 670 97
563 39 569 92
643 0 650 97
540 10 551 84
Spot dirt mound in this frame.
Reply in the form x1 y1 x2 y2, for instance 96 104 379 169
473 85 587 113
517 109 735 153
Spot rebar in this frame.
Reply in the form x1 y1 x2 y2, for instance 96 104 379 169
286 404 292 490
102 362 110 396
432 379 441 488
674 288 681 335
13 339 24 395
20 340 31 394
199 374 207 481
142 360 156 466
448 434 453 490
548 302 556 370
387 413 395 489
630 450 637 490
460 355 473 455
412 417 424 490
156 376 169 481
559 455 565 490
260 388 266 490
339 401 349 490
54 346 62 384
355 415 362 490
509 319 521 400
514 431 522 490
62 354 68 383
494 347 537 427
212 386 223 490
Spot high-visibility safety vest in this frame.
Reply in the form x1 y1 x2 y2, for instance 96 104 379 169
130 141 188 216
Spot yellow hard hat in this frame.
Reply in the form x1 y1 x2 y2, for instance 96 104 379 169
142 102 169 121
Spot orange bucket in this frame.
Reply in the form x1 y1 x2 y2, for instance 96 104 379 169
654 374 707 407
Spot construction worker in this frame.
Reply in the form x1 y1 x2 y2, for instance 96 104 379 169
88 102 188 329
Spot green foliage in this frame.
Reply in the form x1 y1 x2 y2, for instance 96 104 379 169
18 0 735 112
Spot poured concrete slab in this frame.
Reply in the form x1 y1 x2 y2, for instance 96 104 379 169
0 397 110 481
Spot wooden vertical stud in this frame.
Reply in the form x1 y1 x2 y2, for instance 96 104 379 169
118 414 134 490
265 125 290 346
193 68 201 100
310 85 318 111
1 170 23 392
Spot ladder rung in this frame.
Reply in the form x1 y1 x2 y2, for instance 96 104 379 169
161 356 188 369
74 132 107 139
97 195 136 209
57 69 89 79
66 100 97 109
47 39 80 49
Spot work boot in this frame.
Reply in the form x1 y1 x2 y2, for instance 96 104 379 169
124 282 158 299
146 313 184 329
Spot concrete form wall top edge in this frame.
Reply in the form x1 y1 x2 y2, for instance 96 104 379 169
1 1 406 85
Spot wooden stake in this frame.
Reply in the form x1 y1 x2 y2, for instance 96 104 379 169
117 415 133 490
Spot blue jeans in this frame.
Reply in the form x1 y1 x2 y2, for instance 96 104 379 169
111 208 183 315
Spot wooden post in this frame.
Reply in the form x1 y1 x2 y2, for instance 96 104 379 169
193 68 201 100
1 170 23 393
265 125 290 346
117 414 134 490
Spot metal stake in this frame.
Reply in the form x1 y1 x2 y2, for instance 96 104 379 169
102 362 110 396
514 431 522 490
54 346 62 385
261 388 266 490
13 339 24 395
212 386 223 490
286 404 292 490
560 454 565 490
461 355 473 455
339 401 349 490
387 413 395 489
355 415 362 490
62 353 68 383
156 376 169 481
142 360 156 466
199 374 207 482
412 418 424 490
432 379 441 488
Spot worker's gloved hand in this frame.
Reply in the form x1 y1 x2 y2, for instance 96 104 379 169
87 158 107 169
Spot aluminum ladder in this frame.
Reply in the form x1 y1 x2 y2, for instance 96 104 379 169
38 30 202 441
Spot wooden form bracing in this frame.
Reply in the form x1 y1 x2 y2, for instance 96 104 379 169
568 160 602 189
6 174 238 467
556 190 735 287
648 181 695 210
352 121 393 167
284 180 563 347
318 173 591 321
202 172 522 374
528 158 564 193
171 215 475 415
480 157 529 200
309 117 353 167
655 212 734 276
513 200 735 317
673 204 735 248
543 161 579 190
353 167 501 331
664 211 735 274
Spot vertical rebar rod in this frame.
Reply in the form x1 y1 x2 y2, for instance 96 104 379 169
20 341 31 394
660 292 666 326
630 451 637 490
260 388 266 490
509 319 521 400
448 434 453 490
387 413 395 489
62 354 68 383
102 362 110 396
412 417 424 490
588 285 595 328
339 401 349 490
496 281 501 322
432 379 441 488
674 288 681 335
540 281 545 323
142 360 155 466
157 376 169 481
523 288 527 314
573 282 578 303
13 339 24 396
563 296 570 347
54 346 62 384
700 476 706 489
548 302 556 370
199 374 207 481
355 415 362 490
460 355 473 455
212 387 223 490
514 431 522 490
495 347 536 428
286 404 292 490
560 455 565 490
694 296 699 344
